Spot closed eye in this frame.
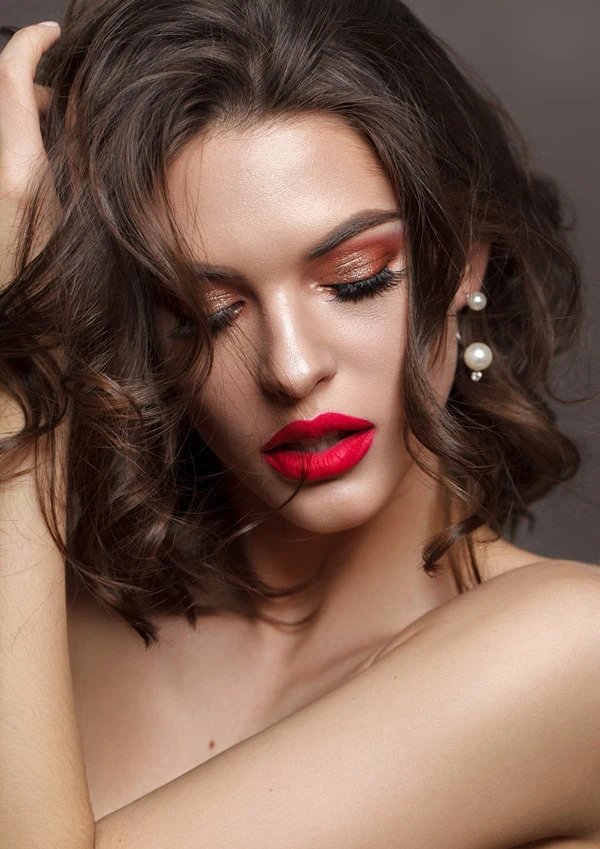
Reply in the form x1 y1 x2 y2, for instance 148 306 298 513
168 265 406 339
325 265 406 304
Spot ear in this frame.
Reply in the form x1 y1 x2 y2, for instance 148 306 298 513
452 241 491 312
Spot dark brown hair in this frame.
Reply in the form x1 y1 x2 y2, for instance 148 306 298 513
0 0 594 647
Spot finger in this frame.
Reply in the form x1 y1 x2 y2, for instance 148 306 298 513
0 23 61 188
0 28 55 117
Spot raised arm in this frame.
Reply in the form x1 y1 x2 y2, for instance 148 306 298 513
0 22 95 849
94 559 600 849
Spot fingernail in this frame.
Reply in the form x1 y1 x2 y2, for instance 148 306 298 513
39 21 60 27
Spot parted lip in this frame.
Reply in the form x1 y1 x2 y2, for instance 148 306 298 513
261 412 375 453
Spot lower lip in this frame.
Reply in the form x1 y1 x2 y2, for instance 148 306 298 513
261 428 376 482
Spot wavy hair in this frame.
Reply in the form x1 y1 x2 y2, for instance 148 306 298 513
0 0 593 647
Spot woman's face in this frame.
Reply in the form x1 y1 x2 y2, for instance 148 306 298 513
163 113 484 533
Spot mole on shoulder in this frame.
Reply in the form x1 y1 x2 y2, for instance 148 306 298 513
209 739 215 749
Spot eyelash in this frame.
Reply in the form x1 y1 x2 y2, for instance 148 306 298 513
168 265 404 339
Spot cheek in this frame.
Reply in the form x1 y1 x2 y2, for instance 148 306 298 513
335 297 407 385
350 296 457 408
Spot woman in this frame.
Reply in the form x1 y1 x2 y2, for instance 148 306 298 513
0 1 598 846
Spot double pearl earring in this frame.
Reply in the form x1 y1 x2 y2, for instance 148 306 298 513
456 291 493 382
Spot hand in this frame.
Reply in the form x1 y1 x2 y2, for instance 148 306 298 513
0 21 61 290
0 22 64 440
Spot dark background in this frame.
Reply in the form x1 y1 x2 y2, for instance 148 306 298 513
2 1 598 564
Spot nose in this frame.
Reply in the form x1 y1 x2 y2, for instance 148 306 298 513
257 292 337 402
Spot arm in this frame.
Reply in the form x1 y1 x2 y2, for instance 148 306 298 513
0 400 95 849
92 559 600 849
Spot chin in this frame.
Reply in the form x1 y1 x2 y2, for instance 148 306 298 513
258 474 394 534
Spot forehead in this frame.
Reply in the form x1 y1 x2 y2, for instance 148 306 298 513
165 114 398 269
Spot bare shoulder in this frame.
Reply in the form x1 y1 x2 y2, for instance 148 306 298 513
476 556 600 629
376 556 600 658
488 554 599 584
479 554 600 597
401 556 600 665
406 556 600 840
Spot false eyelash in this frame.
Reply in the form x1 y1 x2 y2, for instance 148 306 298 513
168 265 404 339
325 266 405 303
167 318 197 340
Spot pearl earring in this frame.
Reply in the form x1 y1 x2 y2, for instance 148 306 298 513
456 291 493 382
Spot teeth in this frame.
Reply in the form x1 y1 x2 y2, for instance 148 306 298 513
284 431 345 453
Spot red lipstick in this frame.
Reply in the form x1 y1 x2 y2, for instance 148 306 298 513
261 412 376 482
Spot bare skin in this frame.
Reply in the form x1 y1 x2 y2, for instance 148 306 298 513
63 536 557 822
1 22 599 849
69 554 600 849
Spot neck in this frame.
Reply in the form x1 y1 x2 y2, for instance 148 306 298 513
223 454 468 665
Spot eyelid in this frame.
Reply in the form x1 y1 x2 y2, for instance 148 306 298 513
205 292 233 310
326 241 403 277
323 262 384 284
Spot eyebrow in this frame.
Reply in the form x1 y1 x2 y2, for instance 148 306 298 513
190 209 403 280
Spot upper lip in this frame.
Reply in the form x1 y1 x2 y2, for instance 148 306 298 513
261 412 375 453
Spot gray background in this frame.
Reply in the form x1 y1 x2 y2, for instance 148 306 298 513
2 0 598 564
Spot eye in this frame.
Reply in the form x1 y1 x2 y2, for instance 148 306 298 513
167 265 405 339
167 303 243 339
325 265 405 303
